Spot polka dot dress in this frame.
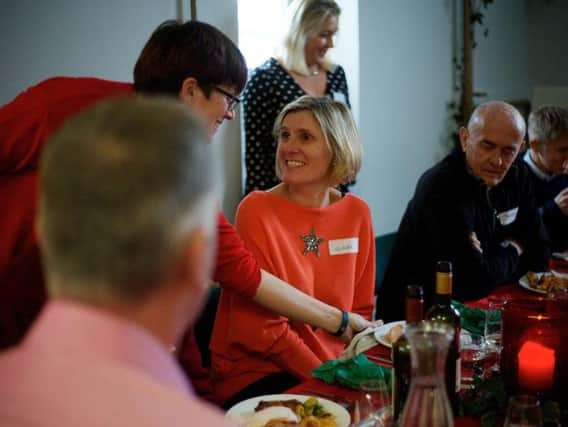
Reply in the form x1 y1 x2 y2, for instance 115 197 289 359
243 57 351 195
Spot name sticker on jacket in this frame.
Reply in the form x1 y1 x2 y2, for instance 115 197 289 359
497 207 519 226
329 238 359 255
331 91 347 104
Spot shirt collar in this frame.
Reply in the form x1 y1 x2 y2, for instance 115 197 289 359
523 150 554 182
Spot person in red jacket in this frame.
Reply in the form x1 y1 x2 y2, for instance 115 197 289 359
0 20 374 397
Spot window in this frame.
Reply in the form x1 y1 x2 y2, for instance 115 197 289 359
237 0 289 69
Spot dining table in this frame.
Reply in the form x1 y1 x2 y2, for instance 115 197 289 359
284 272 564 427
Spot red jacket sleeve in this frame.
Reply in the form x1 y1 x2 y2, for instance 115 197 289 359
213 211 261 298
0 77 133 174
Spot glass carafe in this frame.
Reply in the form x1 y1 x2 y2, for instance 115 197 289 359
398 321 455 427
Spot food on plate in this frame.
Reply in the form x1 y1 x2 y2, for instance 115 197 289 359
256 399 303 412
526 271 568 293
383 324 404 345
249 397 336 427
246 406 300 427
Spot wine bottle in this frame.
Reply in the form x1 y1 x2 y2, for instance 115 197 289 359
425 261 461 413
391 285 424 423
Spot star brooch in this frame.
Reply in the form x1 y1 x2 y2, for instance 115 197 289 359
300 227 325 257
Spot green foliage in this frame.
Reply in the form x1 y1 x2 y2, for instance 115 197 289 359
460 373 564 427
460 374 508 426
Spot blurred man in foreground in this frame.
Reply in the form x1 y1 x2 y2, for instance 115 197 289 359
378 101 550 321
524 105 568 251
0 97 232 426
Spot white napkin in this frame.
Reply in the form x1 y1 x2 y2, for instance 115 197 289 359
339 323 384 360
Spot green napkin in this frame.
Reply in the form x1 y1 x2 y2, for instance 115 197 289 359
452 300 499 335
311 354 392 390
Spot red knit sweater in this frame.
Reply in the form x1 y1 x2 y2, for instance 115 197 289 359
211 191 375 403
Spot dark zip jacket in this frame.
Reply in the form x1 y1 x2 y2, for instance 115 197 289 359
377 148 551 322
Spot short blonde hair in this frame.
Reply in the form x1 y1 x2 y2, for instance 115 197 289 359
278 0 341 76
273 95 362 186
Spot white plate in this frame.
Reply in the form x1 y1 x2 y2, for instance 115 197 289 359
226 393 350 427
373 320 406 348
552 252 568 261
518 273 547 294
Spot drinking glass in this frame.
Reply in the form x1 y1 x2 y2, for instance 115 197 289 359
460 332 487 387
503 395 543 427
484 297 506 353
356 379 392 427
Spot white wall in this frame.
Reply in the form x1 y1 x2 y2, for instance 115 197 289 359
193 0 243 222
527 0 568 88
473 0 530 101
357 0 454 235
0 0 177 104
334 0 360 125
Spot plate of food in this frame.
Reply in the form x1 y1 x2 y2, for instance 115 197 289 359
373 320 406 348
519 271 568 294
226 393 350 427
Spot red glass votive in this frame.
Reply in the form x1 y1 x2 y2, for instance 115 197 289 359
501 298 567 401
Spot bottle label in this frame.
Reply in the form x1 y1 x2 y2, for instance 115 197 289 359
436 272 452 294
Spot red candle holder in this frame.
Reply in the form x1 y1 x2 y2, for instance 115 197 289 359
501 297 567 402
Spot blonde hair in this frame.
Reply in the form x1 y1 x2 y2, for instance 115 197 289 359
278 0 341 76
273 95 362 186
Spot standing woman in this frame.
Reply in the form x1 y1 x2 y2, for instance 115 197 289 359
243 0 350 194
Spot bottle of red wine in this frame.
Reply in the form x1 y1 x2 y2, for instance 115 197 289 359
425 261 461 413
391 285 424 422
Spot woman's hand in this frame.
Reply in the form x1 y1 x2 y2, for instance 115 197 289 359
339 312 383 343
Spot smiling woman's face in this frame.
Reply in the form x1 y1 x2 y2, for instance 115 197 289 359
276 110 333 187
304 16 338 68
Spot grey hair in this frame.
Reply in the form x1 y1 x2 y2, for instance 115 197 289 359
278 0 341 76
39 96 218 303
528 105 568 144
273 95 362 186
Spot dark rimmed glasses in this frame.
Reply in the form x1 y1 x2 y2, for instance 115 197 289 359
211 85 241 113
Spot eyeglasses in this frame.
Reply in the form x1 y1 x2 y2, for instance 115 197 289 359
212 86 241 113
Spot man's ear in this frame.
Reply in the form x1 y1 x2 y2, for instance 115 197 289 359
177 226 210 296
179 77 199 104
458 127 469 152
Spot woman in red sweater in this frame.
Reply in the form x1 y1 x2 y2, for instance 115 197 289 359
211 96 376 407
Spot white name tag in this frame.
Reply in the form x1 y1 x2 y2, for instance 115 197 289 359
497 207 519 226
331 91 347 104
328 238 359 255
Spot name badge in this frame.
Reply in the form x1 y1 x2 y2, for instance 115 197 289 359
331 91 347 104
328 238 359 255
497 207 518 226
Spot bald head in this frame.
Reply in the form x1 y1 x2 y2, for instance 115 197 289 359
467 101 526 137
459 101 526 188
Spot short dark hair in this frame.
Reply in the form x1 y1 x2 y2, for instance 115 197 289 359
134 20 248 96
39 97 218 302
